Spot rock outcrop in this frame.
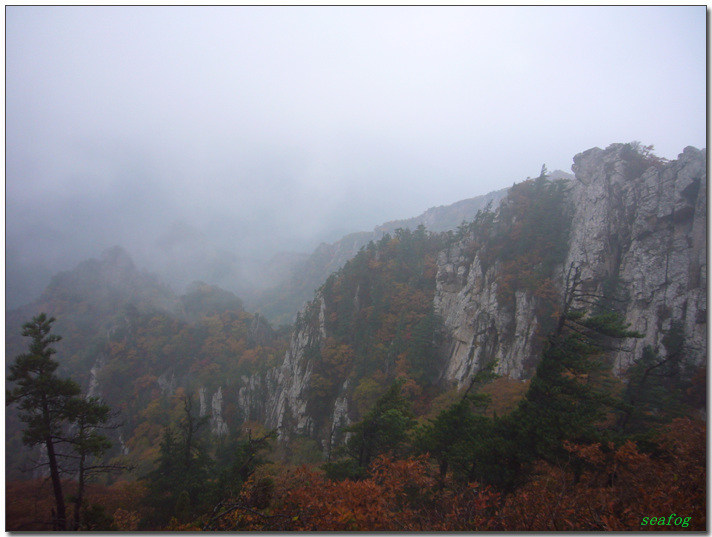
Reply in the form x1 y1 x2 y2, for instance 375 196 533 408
435 144 706 385
264 295 327 440
233 144 707 449
251 187 510 324
199 386 229 436
565 144 706 371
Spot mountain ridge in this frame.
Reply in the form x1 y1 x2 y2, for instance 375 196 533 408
247 185 516 323
5 144 705 480
238 143 706 450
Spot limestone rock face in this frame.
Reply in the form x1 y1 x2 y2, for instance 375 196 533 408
566 144 706 371
157 370 176 396
210 387 229 437
434 144 706 384
263 295 327 440
198 386 228 436
236 144 705 450
433 244 542 384
236 293 356 450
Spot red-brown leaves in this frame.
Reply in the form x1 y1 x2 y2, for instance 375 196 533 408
497 418 706 531
203 419 706 531
207 455 499 531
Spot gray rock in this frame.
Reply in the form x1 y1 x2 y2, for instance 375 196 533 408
435 143 706 385
231 143 706 452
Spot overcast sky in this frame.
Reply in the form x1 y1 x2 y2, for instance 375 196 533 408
6 6 707 306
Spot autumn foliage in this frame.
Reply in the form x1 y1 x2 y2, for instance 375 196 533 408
497 418 706 531
6 176 705 532
6 479 149 531
195 417 705 532
202 455 492 531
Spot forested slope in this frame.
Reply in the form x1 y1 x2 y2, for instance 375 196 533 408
6 143 706 531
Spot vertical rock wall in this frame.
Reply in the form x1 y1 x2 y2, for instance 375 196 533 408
566 144 706 371
435 144 706 385
263 295 327 440
237 143 706 448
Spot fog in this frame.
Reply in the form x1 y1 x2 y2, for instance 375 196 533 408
6 6 706 308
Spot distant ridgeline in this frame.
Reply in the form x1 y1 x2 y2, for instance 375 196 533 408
248 185 510 324
6 143 706 491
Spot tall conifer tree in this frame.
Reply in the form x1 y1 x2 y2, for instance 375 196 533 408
7 313 81 530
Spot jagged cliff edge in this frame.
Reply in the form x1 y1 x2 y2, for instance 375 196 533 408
239 144 705 450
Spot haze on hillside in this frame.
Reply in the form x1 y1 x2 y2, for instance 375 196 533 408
6 6 706 308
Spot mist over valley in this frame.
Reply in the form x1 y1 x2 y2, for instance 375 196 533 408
5 7 706 532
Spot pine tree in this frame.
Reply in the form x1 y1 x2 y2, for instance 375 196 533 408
414 361 497 484
145 426 183 524
325 380 414 480
431 266 644 492
499 265 642 483
7 313 119 530
6 313 81 530
211 427 275 503
63 395 117 530
616 321 699 435
144 394 211 527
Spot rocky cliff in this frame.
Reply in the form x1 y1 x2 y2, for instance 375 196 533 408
253 144 706 449
250 187 510 325
7 144 705 469
436 144 706 384
566 144 706 369
262 295 327 439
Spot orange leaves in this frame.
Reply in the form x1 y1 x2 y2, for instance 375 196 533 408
277 456 431 531
112 508 141 531
201 419 706 532
394 351 410 377
213 456 441 531
320 338 355 378
480 376 530 417
433 483 501 531
237 346 264 370
199 313 248 363
133 374 158 397
209 455 503 532
370 455 436 499
399 376 423 400
6 479 57 530
6 479 151 531
498 419 707 531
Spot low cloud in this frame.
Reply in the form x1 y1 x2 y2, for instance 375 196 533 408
6 6 706 307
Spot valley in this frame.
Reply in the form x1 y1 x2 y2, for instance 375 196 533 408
6 143 706 531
